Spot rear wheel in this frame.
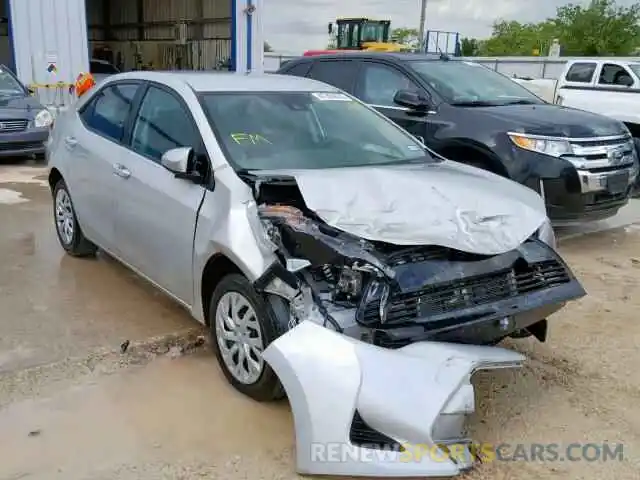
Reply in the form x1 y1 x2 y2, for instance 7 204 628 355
53 179 97 257
208 274 287 401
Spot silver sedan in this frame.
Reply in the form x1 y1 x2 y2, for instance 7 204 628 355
46 71 582 477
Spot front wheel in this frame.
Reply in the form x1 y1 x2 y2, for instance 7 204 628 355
52 179 97 257
632 138 640 198
208 274 287 401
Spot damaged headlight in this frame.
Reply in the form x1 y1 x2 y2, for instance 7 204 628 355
247 201 278 253
337 266 364 298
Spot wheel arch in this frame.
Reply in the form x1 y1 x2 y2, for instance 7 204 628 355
623 122 640 140
48 167 63 192
200 253 244 326
438 141 509 178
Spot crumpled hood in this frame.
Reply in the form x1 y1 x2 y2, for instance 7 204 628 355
474 103 626 138
255 161 548 256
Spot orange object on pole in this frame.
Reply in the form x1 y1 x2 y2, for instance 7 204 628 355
74 72 96 97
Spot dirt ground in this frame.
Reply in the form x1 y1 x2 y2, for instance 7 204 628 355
0 163 639 479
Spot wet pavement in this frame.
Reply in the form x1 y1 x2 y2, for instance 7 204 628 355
0 353 299 480
0 163 197 374
2 162 640 480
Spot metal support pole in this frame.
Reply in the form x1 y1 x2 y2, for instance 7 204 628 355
418 0 427 51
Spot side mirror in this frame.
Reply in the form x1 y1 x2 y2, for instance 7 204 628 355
328 22 333 34
393 89 431 112
160 147 203 183
27 86 36 95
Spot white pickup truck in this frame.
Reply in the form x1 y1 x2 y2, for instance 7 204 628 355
554 59 640 138
518 59 640 195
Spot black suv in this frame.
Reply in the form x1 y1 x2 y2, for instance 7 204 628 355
278 53 639 225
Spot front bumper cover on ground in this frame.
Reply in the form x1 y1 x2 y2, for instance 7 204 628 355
263 321 525 477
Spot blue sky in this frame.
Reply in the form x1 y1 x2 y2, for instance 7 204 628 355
263 0 637 52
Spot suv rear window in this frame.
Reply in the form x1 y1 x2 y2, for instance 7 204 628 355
307 60 358 92
565 63 596 83
283 62 311 77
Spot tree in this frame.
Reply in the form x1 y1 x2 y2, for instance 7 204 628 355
264 41 273 52
553 0 640 55
481 0 640 56
390 27 420 49
460 37 479 56
480 20 556 56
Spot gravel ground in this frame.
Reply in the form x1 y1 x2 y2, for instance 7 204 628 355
1 163 638 479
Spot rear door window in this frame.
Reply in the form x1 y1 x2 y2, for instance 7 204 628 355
356 62 420 106
307 60 359 92
564 63 596 83
80 83 139 142
598 63 634 86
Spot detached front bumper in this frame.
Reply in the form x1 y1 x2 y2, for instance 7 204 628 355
0 127 49 157
263 321 525 477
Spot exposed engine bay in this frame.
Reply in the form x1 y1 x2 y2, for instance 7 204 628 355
240 167 587 477
245 172 586 347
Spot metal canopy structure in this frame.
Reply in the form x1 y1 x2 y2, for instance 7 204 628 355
4 0 264 107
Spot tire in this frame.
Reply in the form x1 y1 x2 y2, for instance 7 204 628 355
52 179 97 257
632 138 640 198
209 273 287 401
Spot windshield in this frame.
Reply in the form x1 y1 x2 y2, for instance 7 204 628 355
361 22 386 42
0 67 25 95
337 22 359 48
410 60 543 106
199 91 431 171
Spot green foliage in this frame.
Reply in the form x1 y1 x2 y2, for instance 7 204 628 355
475 0 640 56
554 0 640 55
460 37 479 56
390 27 420 49
477 21 556 56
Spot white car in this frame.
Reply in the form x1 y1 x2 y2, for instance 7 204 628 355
46 71 584 477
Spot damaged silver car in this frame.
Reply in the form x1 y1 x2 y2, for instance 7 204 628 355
47 71 585 477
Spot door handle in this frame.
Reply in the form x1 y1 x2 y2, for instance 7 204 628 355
64 136 77 148
112 163 131 179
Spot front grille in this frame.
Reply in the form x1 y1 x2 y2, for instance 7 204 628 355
0 141 42 151
0 119 28 133
565 136 635 170
363 259 570 324
349 410 404 451
386 245 488 266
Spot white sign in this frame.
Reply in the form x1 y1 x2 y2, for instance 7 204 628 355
45 53 58 82
548 40 561 58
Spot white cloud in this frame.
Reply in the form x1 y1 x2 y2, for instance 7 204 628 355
263 0 638 52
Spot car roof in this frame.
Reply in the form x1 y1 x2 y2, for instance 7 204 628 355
106 71 340 92
287 52 446 63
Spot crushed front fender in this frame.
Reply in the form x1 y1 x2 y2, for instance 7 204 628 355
262 321 525 477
